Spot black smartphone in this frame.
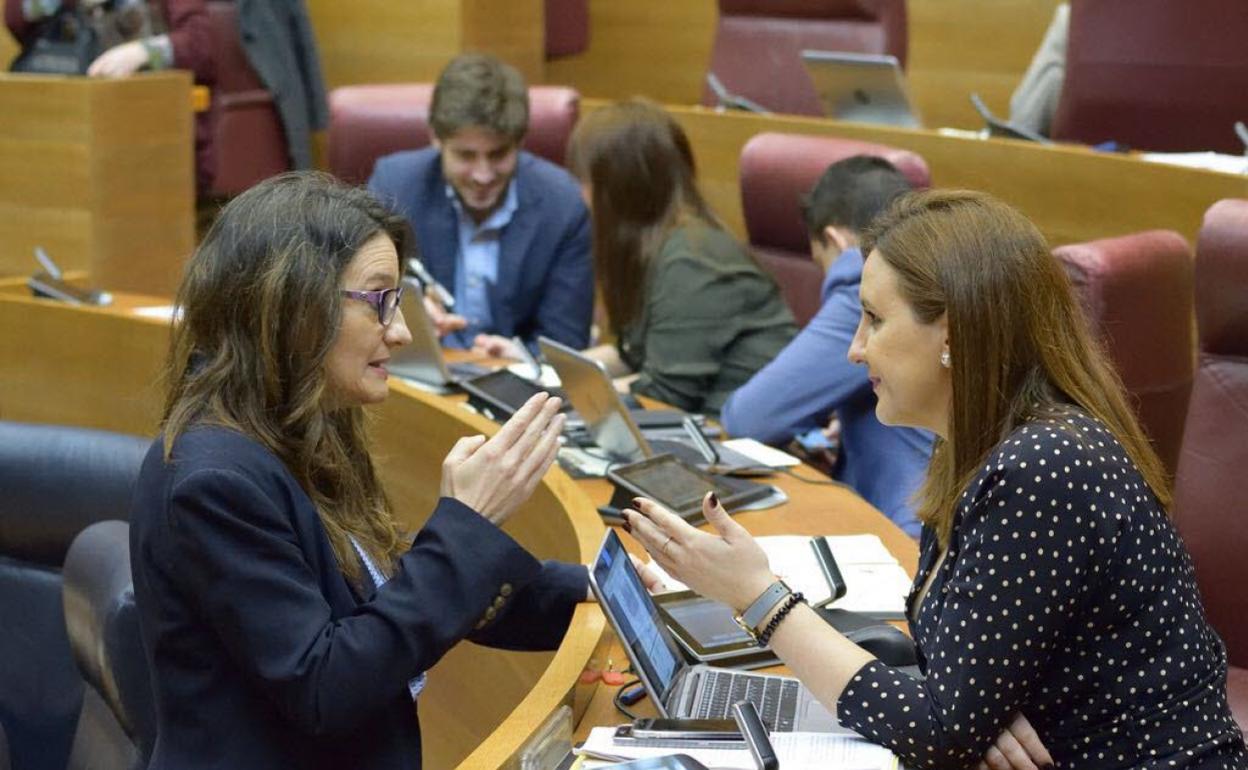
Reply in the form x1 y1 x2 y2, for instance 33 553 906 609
630 718 742 740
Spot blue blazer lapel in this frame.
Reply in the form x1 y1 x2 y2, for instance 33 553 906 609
418 159 461 293
495 160 542 333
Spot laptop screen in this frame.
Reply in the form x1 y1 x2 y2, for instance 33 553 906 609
590 530 684 705
538 336 652 461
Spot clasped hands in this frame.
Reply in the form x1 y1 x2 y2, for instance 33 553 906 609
622 493 1055 770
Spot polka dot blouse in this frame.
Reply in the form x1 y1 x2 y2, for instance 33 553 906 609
836 409 1248 768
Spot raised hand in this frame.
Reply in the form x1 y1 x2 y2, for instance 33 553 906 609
624 492 773 612
440 392 564 525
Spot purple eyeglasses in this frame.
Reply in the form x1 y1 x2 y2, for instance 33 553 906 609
340 285 404 326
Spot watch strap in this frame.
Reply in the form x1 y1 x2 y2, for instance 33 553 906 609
738 580 791 631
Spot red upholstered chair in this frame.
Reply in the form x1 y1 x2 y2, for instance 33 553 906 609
704 0 908 116
204 1 290 197
1052 231 1195 478
326 85 581 185
1051 0 1248 153
545 0 589 59
737 132 930 326
1172 199 1248 731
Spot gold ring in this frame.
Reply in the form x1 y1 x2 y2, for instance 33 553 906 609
661 536 674 556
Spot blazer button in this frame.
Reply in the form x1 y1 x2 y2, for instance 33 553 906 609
493 596 506 609
485 606 498 620
500 583 513 597
474 618 486 630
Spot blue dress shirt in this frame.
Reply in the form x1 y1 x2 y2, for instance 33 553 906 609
443 179 520 348
720 247 932 537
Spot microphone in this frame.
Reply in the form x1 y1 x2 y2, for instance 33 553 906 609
405 257 456 310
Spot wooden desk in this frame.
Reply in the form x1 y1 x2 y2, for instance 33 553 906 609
0 72 195 297
580 100 1248 251
0 290 917 767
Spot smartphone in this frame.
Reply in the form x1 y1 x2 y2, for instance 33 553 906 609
630 718 742 740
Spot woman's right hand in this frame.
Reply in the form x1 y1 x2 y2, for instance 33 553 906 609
439 392 565 525
976 712 1053 770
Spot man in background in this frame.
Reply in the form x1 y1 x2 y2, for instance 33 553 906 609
720 156 932 537
369 53 592 358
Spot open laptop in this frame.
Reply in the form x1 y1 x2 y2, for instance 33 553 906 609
538 336 763 472
388 277 489 391
589 529 840 733
800 50 921 128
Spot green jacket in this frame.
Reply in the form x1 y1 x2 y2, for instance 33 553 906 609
619 224 796 414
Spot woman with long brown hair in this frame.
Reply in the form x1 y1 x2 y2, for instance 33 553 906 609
567 99 795 414
625 190 1247 768
129 171 587 769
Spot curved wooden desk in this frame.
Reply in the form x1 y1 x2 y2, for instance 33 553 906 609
0 287 917 767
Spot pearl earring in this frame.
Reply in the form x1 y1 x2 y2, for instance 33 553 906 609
940 350 951 368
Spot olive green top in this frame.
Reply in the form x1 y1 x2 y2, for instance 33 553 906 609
618 223 797 415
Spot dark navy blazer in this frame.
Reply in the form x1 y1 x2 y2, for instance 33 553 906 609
368 147 593 350
129 427 588 769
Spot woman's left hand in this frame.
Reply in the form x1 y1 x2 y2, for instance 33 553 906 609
87 41 148 77
624 493 773 611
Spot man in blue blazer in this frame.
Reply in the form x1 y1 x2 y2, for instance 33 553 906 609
369 53 593 359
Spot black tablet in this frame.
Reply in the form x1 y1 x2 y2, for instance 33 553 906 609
458 369 569 422
654 591 778 668
606 454 773 523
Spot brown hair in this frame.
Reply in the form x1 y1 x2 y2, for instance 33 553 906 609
430 53 529 143
862 189 1171 545
162 171 410 584
566 99 722 334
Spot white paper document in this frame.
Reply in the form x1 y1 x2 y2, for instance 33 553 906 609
648 534 912 618
577 725 899 769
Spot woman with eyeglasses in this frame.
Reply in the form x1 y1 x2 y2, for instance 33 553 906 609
129 172 588 769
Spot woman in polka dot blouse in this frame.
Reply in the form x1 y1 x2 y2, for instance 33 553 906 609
624 190 1248 769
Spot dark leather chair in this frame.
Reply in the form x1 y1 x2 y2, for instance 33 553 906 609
1053 230 1195 478
326 84 581 186
0 422 148 770
737 131 931 326
1172 199 1248 732
703 0 908 116
204 0 290 196
545 0 589 59
63 521 154 770
1051 0 1248 153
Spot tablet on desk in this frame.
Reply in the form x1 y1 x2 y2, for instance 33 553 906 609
606 454 773 524
654 591 779 668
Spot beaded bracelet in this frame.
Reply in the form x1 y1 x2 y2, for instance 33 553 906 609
757 591 805 647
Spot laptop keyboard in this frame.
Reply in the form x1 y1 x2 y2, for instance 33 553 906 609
690 669 801 731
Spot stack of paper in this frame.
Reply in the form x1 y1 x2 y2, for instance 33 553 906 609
648 534 912 620
576 726 899 769
822 535 912 620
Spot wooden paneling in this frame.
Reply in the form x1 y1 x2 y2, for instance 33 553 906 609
544 0 1063 130
587 100 1248 250
544 0 717 105
0 72 194 297
305 0 544 90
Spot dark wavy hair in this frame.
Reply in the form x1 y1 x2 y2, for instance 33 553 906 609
863 189 1171 545
162 171 411 583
